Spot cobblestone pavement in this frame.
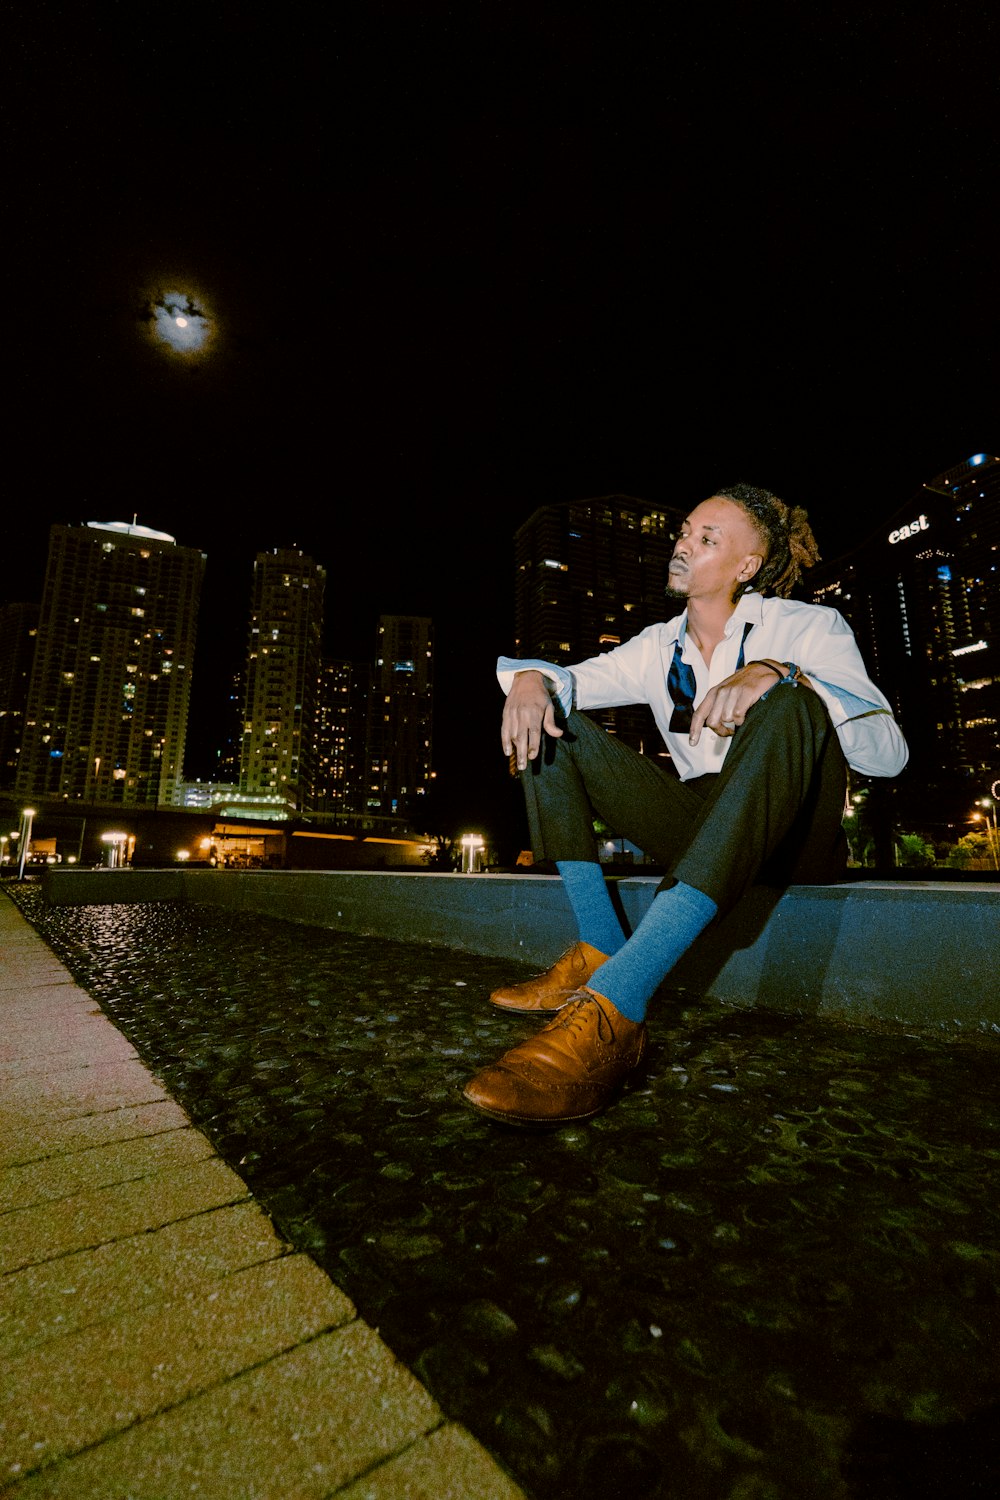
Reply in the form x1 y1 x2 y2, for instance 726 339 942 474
7 885 1000 1499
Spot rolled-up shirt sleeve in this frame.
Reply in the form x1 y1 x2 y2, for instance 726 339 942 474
790 612 908 778
809 678 908 777
497 656 575 718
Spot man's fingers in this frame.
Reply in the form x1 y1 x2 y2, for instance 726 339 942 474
689 693 713 745
502 681 564 770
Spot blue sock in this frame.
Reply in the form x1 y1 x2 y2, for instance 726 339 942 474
587 881 717 1022
556 860 627 956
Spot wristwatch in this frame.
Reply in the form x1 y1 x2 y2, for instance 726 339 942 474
759 660 800 696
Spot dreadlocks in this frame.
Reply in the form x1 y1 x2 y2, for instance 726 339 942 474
713 483 821 598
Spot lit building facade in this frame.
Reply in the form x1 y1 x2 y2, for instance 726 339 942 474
311 656 370 819
807 453 1000 830
512 494 685 753
238 548 326 811
925 453 1000 775
0 602 38 790
365 616 433 819
15 522 204 806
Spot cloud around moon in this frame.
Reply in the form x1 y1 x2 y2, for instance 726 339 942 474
142 285 215 359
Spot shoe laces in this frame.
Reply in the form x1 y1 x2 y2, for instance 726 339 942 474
546 991 614 1046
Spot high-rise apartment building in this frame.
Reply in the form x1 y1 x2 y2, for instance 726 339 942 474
0 602 38 790
925 453 1000 775
807 453 999 827
238 548 326 811
15 522 204 806
513 494 685 753
312 657 370 819
365 616 433 819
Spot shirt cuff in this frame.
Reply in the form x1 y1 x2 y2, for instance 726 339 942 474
496 656 575 717
811 678 885 726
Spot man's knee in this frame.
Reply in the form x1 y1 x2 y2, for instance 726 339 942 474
749 682 829 736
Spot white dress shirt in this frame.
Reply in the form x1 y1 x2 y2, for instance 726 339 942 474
497 591 908 781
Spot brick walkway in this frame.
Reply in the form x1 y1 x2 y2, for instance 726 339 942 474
0 892 525 1498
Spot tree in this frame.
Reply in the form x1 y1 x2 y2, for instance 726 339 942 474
896 832 934 868
944 832 992 870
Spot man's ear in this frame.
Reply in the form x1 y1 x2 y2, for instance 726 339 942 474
738 553 764 583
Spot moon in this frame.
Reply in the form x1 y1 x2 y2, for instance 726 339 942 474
142 285 215 357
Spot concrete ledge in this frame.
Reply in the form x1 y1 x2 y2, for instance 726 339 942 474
38 867 1000 1033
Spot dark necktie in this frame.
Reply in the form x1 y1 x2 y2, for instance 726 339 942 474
668 621 753 733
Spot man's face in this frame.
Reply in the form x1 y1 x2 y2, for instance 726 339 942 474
666 497 764 605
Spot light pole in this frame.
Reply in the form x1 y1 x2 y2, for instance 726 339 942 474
16 808 36 881
976 798 999 871
459 832 485 874
101 832 128 869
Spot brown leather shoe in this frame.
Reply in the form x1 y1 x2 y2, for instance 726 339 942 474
462 988 647 1126
489 940 608 1012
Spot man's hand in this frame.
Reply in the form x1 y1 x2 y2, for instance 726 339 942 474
689 661 807 745
501 670 563 771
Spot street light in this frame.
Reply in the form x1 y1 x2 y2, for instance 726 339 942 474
16 808 36 880
459 832 485 874
976 798 999 871
101 831 128 869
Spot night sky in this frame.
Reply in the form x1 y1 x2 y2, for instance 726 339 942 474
5 2 998 829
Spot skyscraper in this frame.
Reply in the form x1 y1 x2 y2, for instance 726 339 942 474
365 615 433 819
311 656 370 819
513 494 685 753
238 548 326 811
0 602 38 790
806 452 1000 833
924 453 1000 775
15 522 204 806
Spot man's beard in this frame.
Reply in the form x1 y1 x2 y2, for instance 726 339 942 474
664 583 689 602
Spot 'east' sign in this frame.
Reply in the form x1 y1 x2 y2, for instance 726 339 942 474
888 515 930 544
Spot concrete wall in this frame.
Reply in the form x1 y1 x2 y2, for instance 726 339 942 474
38 866 1000 1034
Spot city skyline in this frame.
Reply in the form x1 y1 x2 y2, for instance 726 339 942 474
4 447 996 819
3 455 997 871
5 4 997 828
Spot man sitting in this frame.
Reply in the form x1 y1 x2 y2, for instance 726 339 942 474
462 483 907 1127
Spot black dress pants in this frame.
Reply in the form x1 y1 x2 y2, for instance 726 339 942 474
519 685 848 916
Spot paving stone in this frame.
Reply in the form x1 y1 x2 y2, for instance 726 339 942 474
0 1125 215 1211
0 1156 251 1272
0 1253 356 1481
0 960 77 989
0 1033 137 1075
337 1422 528 1499
0 991 126 1076
1 1058 168 1117
0 1097 190 1169
0 1322 438 1498
0 989 99 1025
0 1199 290 1357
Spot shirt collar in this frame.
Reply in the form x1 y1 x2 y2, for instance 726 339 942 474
729 591 765 633
663 591 765 645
